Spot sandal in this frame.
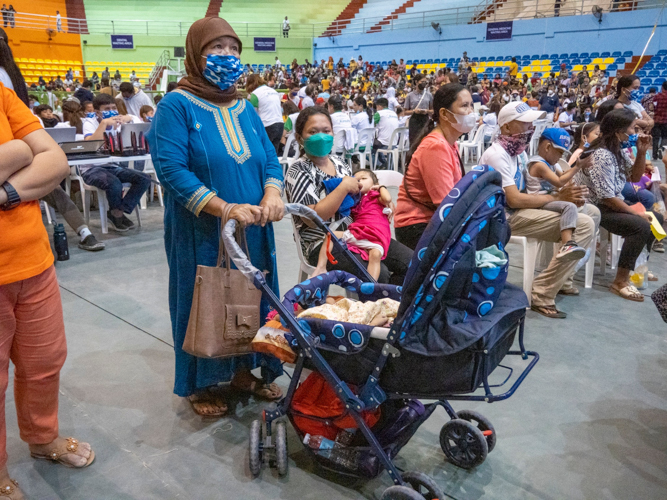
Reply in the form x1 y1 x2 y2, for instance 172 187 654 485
558 286 580 296
648 272 659 281
187 388 228 417
610 284 644 302
0 479 22 499
231 371 283 401
530 304 567 319
30 437 95 468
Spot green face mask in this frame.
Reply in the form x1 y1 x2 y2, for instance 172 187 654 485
303 133 334 157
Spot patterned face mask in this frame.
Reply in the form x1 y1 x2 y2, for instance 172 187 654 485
496 130 533 156
201 54 244 91
629 89 643 102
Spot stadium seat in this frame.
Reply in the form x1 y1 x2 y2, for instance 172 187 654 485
612 51 622 57
569 52 579 58
650 70 660 77
644 63 655 70
549 53 559 59
616 57 626 64
558 53 568 59
623 51 633 58
579 52 589 59
590 52 600 58
658 50 667 56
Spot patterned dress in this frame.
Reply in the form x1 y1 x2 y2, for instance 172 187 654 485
147 90 284 397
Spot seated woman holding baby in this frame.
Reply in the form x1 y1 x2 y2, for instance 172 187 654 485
285 106 412 284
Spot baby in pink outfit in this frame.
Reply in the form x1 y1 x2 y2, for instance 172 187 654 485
312 169 392 280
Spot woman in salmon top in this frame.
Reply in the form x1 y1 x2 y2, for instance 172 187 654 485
0 82 95 498
394 84 474 249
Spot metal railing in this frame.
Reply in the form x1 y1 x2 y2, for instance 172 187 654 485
148 49 170 89
2 0 663 40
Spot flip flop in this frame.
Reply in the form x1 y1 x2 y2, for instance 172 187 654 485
648 272 659 281
30 437 95 469
530 304 567 319
187 389 228 417
558 286 580 296
610 284 644 302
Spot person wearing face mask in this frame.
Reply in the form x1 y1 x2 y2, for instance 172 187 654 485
403 73 433 146
139 104 154 123
616 75 654 132
146 17 286 418
479 101 596 318
569 122 600 166
394 84 471 249
285 106 412 284
577 108 663 302
538 85 560 122
81 93 150 232
245 74 284 154
350 95 373 134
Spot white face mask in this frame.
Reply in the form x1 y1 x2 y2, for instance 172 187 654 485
548 90 554 96
446 109 476 134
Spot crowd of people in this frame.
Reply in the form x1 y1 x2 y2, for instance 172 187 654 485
0 12 665 497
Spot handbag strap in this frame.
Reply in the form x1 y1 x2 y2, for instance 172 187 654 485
217 203 237 269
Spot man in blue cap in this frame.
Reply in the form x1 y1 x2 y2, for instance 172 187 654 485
525 128 588 262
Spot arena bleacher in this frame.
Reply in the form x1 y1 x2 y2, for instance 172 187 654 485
2 1 667 499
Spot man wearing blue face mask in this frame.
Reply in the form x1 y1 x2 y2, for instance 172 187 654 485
79 93 151 232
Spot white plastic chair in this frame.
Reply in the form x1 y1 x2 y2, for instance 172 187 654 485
599 227 623 273
374 127 408 172
459 124 486 163
291 215 315 282
374 170 404 188
350 128 375 169
508 235 539 306
68 166 142 234
139 158 163 208
279 134 300 173
529 119 548 156
333 130 347 156
41 200 54 225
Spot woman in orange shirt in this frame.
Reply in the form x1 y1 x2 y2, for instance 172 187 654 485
0 82 95 497
394 84 474 249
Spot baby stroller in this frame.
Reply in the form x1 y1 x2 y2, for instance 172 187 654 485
222 165 539 499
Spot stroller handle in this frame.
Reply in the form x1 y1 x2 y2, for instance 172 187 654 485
221 203 329 284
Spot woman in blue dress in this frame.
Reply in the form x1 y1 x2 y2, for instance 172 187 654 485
147 17 285 416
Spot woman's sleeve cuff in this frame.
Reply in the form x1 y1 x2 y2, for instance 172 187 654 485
265 177 284 196
187 186 216 217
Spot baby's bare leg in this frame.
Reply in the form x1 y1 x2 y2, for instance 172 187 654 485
309 231 345 278
367 248 383 281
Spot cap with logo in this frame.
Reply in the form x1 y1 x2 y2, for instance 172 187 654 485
497 101 547 127
540 128 572 151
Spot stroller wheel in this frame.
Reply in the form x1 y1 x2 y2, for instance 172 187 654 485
440 419 488 469
275 421 288 477
380 485 426 500
455 409 496 452
401 471 445 500
249 419 262 477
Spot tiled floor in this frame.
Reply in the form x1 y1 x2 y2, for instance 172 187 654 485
9 194 667 500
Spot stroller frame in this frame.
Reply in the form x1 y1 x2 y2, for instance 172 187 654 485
224 204 538 492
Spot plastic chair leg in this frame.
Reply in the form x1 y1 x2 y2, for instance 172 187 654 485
584 231 597 288
97 189 109 234
599 227 609 276
83 189 91 226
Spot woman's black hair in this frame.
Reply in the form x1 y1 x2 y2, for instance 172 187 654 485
615 74 639 98
405 83 466 169
589 108 636 165
594 98 620 123
570 122 599 152
294 105 332 146
62 99 84 134
0 28 28 105
354 95 373 123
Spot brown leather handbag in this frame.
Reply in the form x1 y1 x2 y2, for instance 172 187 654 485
182 203 262 358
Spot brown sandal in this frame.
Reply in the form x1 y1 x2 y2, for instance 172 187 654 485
30 437 95 468
231 372 283 401
187 388 228 417
0 479 22 499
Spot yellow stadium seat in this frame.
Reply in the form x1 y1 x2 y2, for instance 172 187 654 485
541 60 550 65
592 58 603 64
36 59 44 63
599 64 607 70
604 57 614 64
573 65 583 71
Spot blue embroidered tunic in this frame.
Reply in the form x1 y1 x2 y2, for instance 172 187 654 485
147 89 284 397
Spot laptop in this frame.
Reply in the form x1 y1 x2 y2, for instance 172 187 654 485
45 127 76 144
60 140 110 161
119 122 151 155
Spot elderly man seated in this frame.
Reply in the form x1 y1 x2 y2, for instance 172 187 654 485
479 102 597 319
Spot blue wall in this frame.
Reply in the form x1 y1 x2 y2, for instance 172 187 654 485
314 8 667 62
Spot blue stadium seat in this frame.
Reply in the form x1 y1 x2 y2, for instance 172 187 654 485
427 59 434 63
612 51 621 57
658 49 667 56
649 70 660 77
582 59 592 65
549 53 559 59
636 70 647 77
406 60 413 64
530 54 539 60
643 63 655 70
539 54 548 59
448 58 456 63
642 77 652 85
502 56 511 61
418 59 425 64
615 57 626 64
559 53 568 59
655 77 666 85
607 64 618 71
590 52 600 58
479 57 486 62
579 52 589 58
435 58 441 63
569 52 579 58
662 70 667 77
600 52 611 58
258 64 264 70
623 51 633 58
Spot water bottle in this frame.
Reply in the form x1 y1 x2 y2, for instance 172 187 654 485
376 400 425 446
53 223 69 261
303 434 357 469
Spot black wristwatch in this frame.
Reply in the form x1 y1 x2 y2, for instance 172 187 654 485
0 181 20 211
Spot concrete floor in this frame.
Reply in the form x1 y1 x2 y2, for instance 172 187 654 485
8 194 667 500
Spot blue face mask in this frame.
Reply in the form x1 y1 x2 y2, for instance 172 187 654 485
583 142 590 149
303 133 334 157
629 89 643 102
202 54 244 91
621 133 638 149
86 112 97 119
146 116 153 122
102 110 119 119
